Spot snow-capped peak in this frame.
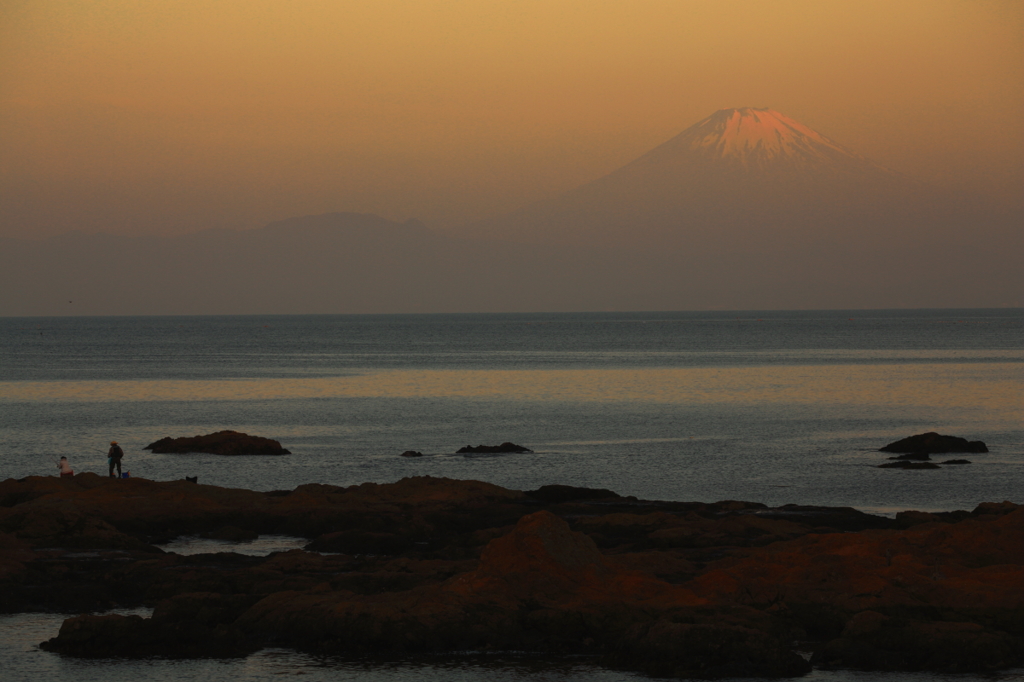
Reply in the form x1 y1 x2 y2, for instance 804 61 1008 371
632 107 874 174
693 108 850 160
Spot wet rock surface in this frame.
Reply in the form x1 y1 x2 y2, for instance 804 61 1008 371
2 474 1021 677
145 430 291 456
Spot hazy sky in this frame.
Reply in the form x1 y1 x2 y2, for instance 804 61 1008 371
2 0 1022 239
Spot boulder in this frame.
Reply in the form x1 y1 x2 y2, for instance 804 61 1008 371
880 432 987 454
145 431 290 456
400 450 424 457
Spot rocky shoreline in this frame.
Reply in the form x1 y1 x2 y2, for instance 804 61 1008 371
1 474 1021 678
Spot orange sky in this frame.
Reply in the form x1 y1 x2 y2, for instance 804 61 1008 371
2 0 1022 238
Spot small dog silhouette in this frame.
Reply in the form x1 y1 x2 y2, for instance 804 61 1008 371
185 476 198 484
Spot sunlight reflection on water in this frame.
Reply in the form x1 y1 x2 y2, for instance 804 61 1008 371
3 363 1021 421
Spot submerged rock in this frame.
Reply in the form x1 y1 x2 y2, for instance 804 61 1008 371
878 461 941 469
400 450 424 457
145 431 290 456
880 432 987 454
456 442 533 454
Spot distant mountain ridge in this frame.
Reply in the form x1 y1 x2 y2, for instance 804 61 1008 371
2 109 1021 315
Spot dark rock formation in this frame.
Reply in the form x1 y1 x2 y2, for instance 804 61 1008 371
400 450 424 457
2 475 1021 676
943 459 972 465
145 431 290 456
888 452 931 461
880 432 987 454
879 461 941 469
456 442 533 454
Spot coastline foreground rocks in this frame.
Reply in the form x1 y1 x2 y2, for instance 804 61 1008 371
1 475 1021 677
144 430 291 456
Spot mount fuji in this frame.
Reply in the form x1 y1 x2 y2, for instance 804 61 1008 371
1 108 1019 314
465 107 950 250
448 107 1020 308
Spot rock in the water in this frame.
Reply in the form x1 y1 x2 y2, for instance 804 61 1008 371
145 431 290 456
456 442 533 454
880 432 987 454
879 461 941 469
942 459 972 465
400 450 424 457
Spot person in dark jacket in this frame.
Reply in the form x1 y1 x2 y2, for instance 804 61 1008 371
108 441 124 478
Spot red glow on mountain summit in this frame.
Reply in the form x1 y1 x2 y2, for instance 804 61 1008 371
696 108 849 160
636 107 874 173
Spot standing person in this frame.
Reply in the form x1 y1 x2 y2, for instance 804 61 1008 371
108 441 124 478
57 456 74 478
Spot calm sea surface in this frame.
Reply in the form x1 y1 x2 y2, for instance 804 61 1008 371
1 310 1022 681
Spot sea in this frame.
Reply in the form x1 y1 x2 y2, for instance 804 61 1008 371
1 309 1023 681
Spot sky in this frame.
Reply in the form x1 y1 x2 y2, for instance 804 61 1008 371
2 0 1022 240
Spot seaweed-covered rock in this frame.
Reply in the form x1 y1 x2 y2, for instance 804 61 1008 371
880 432 987 454
145 431 290 456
